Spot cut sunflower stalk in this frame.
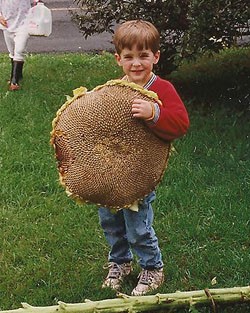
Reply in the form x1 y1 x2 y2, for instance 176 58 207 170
1 286 250 313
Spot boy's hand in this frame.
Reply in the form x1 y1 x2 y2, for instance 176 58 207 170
0 16 7 27
33 0 42 6
132 98 154 120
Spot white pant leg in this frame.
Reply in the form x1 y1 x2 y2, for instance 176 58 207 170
14 26 30 61
3 30 15 59
3 26 29 61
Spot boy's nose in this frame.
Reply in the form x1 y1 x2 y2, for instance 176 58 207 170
132 59 141 66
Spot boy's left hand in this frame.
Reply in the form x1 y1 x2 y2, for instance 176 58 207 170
131 98 153 120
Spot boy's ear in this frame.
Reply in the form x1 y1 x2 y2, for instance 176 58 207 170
153 50 160 65
115 53 122 66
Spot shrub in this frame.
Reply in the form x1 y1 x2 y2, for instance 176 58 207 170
168 47 250 111
181 0 250 58
71 0 249 75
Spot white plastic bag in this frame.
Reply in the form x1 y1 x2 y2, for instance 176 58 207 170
28 3 52 36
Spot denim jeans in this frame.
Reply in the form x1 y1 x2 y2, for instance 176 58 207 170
98 191 163 269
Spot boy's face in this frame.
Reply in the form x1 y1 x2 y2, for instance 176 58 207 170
115 45 160 86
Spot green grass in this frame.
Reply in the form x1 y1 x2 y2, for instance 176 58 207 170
0 53 249 312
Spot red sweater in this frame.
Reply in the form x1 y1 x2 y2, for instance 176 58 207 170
146 75 189 142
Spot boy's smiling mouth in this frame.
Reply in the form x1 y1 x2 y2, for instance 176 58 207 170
131 70 143 73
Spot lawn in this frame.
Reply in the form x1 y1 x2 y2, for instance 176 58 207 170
0 53 249 312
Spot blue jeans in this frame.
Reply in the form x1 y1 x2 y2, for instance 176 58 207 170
98 191 163 269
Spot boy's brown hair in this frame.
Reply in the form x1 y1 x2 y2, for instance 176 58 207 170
113 20 160 54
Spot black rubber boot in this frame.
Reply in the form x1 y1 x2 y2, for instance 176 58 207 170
9 61 24 91
9 58 14 83
19 61 24 80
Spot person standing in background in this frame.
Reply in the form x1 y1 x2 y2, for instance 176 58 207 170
0 0 38 91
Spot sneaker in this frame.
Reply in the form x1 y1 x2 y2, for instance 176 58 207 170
102 262 132 290
131 268 164 296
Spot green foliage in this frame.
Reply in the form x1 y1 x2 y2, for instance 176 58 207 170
168 47 250 110
71 0 249 74
182 0 249 57
0 53 249 312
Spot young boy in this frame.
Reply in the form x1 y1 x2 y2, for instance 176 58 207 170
99 20 189 296
0 0 35 91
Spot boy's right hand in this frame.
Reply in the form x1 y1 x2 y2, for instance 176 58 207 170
0 16 7 27
131 98 155 121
